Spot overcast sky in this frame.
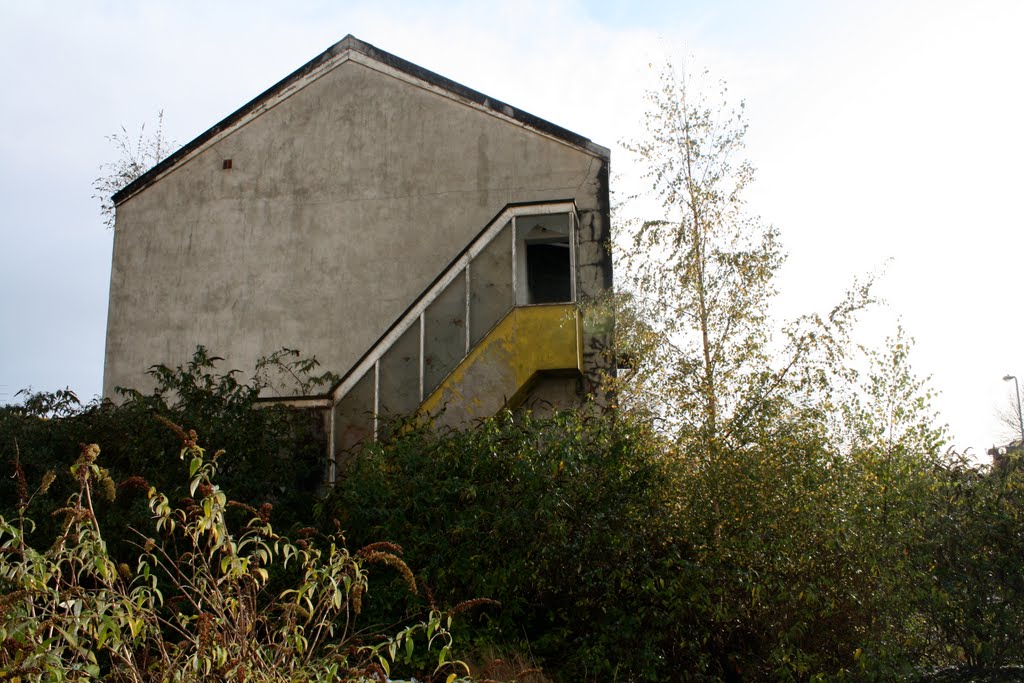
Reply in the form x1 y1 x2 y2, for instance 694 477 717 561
1 0 1021 458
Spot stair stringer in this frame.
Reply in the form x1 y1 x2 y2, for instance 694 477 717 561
417 303 582 428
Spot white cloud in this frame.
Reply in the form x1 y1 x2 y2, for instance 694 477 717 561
1 0 1021 456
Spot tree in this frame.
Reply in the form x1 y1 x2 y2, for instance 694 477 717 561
92 111 174 230
615 60 871 450
993 376 1024 447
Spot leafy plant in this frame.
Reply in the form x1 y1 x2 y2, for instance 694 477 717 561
93 111 175 230
0 346 330 558
327 410 677 681
0 428 475 682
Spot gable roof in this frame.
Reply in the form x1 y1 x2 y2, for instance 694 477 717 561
112 35 610 206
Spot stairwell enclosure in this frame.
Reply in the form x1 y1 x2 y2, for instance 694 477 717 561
103 36 613 461
322 202 586 478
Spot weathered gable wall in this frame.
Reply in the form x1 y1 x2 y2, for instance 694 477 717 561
104 56 609 398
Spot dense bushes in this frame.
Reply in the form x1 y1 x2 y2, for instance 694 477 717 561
326 411 674 679
4 348 1024 680
918 454 1024 669
0 347 329 557
0 430 473 682
325 409 1024 682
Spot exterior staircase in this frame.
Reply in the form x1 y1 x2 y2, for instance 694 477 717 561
268 201 584 481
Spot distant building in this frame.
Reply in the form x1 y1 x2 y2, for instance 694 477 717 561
103 36 613 477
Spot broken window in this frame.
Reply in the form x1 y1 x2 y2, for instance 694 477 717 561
515 212 575 305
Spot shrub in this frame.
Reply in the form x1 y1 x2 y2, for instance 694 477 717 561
7 346 1024 680
0 347 329 560
0 428 475 682
916 452 1024 669
326 410 676 681
327 405 1024 681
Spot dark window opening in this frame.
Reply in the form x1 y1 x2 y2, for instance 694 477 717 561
526 242 571 303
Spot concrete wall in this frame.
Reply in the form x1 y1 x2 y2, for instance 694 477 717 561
104 51 610 398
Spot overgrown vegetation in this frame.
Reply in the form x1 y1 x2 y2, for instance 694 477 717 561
1 427 475 682
322 362 1024 681
6 58 1023 681
0 347 331 555
327 411 671 680
5 366 1022 680
92 110 175 230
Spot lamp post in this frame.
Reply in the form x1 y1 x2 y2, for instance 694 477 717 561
1003 374 1024 447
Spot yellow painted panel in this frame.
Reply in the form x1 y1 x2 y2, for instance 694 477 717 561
419 304 580 418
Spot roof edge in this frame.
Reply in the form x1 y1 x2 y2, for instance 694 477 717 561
112 35 610 206
339 36 610 158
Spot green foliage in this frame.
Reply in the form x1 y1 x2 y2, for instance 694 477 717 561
0 346 330 558
0 431 474 682
917 452 1024 669
662 409 934 678
4 343 1022 680
613 59 876 457
326 411 673 681
327 343 1024 681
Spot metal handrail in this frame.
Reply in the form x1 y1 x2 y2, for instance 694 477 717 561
328 200 576 406
321 200 578 479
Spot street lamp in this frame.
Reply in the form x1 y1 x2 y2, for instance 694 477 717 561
1003 374 1024 447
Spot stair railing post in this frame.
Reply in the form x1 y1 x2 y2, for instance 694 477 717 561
465 265 472 354
511 216 518 304
418 312 425 402
373 360 380 441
